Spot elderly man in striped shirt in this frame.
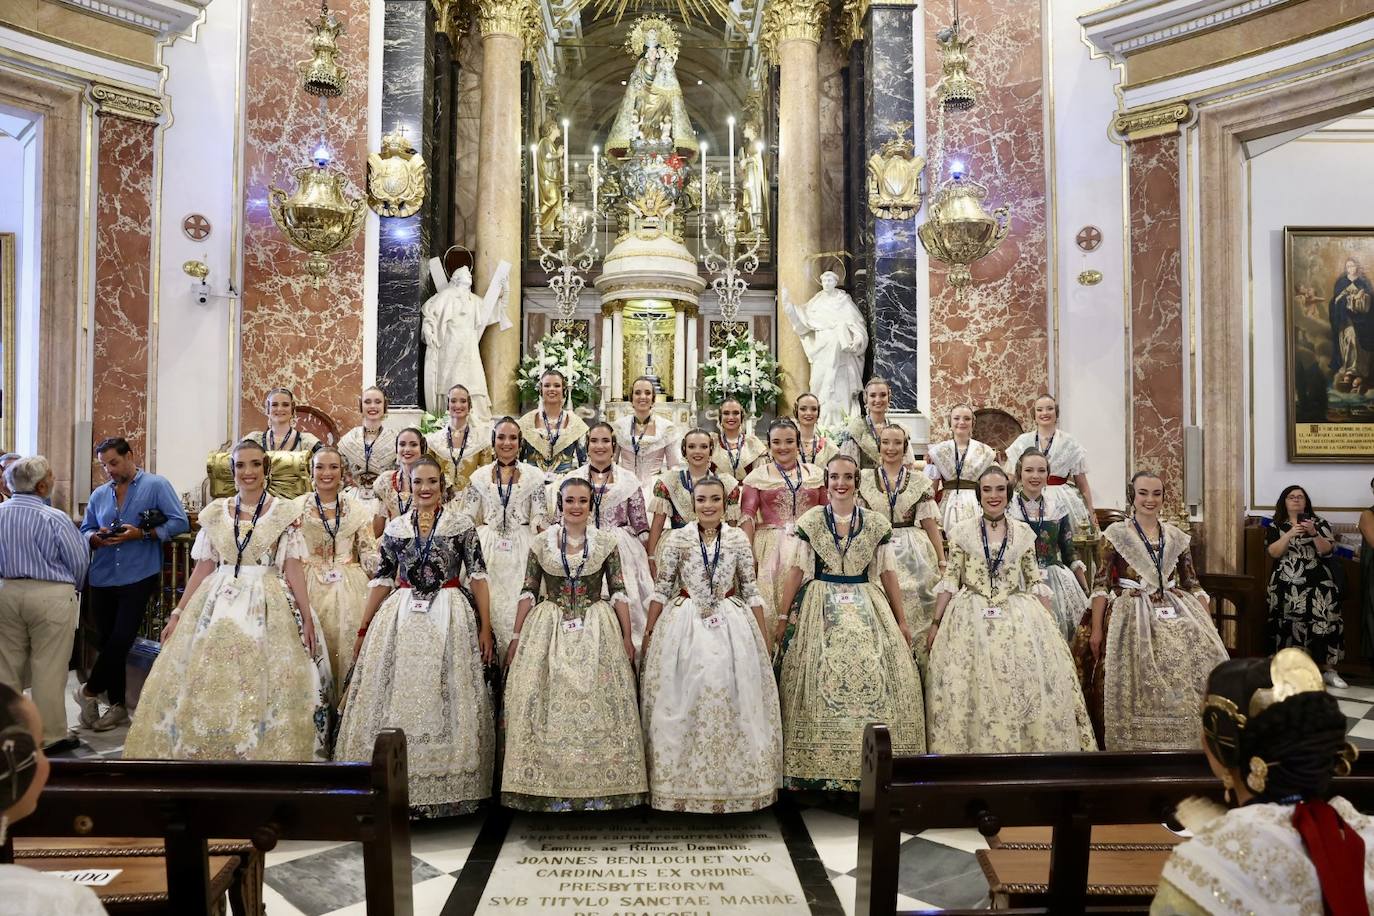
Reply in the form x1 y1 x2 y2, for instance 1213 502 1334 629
0 456 90 752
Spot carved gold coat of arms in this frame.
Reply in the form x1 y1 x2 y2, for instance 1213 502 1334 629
867 131 926 221
367 127 427 218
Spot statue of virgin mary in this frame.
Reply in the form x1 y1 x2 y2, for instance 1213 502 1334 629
606 17 698 161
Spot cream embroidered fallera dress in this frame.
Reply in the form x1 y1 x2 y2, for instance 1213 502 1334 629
337 425 398 490
125 498 331 761
858 467 942 667
840 416 914 470
335 510 495 817
925 438 999 533
612 415 681 502
642 524 782 813
777 506 926 791
501 527 647 811
289 493 380 693
1150 798 1374 914
425 421 492 493
648 469 740 565
1004 430 1093 531
244 428 321 454
457 461 547 653
926 517 1095 754
710 432 767 480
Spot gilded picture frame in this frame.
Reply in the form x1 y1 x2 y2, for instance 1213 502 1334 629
1283 226 1374 462
0 233 14 451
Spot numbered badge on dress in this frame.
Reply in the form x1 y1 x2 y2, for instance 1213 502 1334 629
323 569 344 584
1154 605 1178 620
219 584 241 603
704 614 725 629
495 538 514 553
982 606 1003 620
836 587 857 605
562 618 584 633
408 595 432 614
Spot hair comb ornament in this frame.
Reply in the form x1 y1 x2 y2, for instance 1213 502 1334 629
1249 648 1326 718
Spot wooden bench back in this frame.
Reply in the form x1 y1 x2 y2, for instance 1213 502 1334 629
3 730 412 916
857 723 1374 916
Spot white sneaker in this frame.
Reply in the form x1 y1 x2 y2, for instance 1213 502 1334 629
1323 669 1349 690
92 704 129 732
72 686 99 729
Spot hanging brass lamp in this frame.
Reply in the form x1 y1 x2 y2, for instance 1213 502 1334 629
917 166 1009 295
299 0 348 98
268 146 365 285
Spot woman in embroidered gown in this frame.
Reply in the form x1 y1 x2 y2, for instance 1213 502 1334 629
740 419 828 644
841 378 910 470
502 478 647 811
1004 394 1097 532
859 423 945 666
125 439 330 760
337 457 495 818
338 386 396 494
519 369 588 480
1010 448 1089 642
1077 471 1229 751
457 416 547 654
291 446 380 695
1151 650 1374 915
372 427 429 538
245 386 321 454
641 478 782 813
613 376 680 501
794 393 839 467
556 423 655 651
925 467 1095 754
1266 485 1345 686
646 428 739 572
926 404 998 533
774 455 925 790
711 398 766 479
425 383 491 494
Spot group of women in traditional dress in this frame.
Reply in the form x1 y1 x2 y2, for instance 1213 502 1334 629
124 373 1240 818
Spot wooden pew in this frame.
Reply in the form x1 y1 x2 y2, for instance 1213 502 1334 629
856 723 1374 916
3 730 412 916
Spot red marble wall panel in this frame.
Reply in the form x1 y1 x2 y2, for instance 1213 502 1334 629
240 0 368 433
1127 134 1184 489
924 0 1049 435
92 115 155 485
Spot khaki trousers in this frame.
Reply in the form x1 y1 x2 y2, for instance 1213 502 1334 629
0 579 79 743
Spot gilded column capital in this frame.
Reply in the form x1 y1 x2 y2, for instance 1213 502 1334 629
1112 100 1191 141
474 0 543 56
90 83 163 123
431 0 470 45
760 0 829 64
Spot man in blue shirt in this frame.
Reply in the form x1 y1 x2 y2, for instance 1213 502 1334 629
77 438 189 731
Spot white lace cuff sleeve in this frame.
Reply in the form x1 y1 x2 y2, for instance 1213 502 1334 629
190 527 220 563
914 499 939 523
924 463 943 481
933 577 960 597
276 527 310 564
1089 587 1109 601
608 590 631 609
367 575 396 589
1070 559 1087 574
1032 582 1054 600
876 543 898 576
648 495 673 518
747 592 765 609
517 590 536 606
1191 587 1210 603
649 590 672 606
468 570 489 582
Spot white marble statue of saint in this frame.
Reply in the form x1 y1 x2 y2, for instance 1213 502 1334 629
783 272 869 428
420 259 512 424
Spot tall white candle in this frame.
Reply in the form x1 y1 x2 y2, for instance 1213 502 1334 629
727 116 736 193
748 337 756 415
720 345 728 398
561 118 570 187
565 346 575 411
530 144 539 205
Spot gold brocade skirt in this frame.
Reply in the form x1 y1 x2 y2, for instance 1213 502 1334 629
303 559 371 696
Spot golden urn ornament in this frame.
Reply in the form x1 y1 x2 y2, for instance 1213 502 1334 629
298 0 348 98
867 124 926 220
367 126 426 217
268 148 366 285
917 170 1010 295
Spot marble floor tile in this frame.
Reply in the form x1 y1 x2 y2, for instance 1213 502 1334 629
800 807 861 876
328 874 457 916
915 827 990 856
829 871 857 916
266 839 352 867
265 842 443 916
410 816 484 874
1347 717 1374 742
1338 699 1373 719
261 880 310 916
1330 684 1374 703
894 837 985 909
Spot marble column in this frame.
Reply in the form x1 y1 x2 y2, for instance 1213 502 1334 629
374 0 436 409
91 108 156 484
474 0 532 415
769 0 827 407
849 2 921 418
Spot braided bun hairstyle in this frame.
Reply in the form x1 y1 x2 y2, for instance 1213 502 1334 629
0 684 44 837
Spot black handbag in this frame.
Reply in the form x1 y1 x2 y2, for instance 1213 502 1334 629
138 508 169 531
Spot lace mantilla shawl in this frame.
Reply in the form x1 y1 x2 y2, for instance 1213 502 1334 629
650 523 765 611
650 469 739 522
843 416 884 464
557 465 646 523
381 506 477 540
742 462 826 492
711 434 766 476
290 493 381 569
518 410 589 461
795 505 892 576
927 439 997 482
1005 429 1088 477
337 424 398 480
858 468 936 523
1158 797 1374 915
935 516 1049 601
1099 520 1195 596
459 461 547 531
196 497 302 565
1008 487 1070 523
612 415 680 454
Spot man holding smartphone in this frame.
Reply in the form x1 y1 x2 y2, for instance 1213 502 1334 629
77 437 189 731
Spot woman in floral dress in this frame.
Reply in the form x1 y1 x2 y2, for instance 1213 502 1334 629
425 383 491 494
926 404 998 533
290 446 380 696
1004 394 1098 533
1009 448 1089 642
794 393 839 467
774 455 924 791
646 428 739 572
840 378 910 470
372 427 430 538
126 439 330 760
337 386 396 494
519 369 588 480
337 456 495 817
858 423 945 667
925 466 1095 754
502 478 646 811
613 376 680 502
457 417 547 654
1266 484 1345 686
641 478 781 813
740 419 828 644
1077 471 1228 750
710 398 766 479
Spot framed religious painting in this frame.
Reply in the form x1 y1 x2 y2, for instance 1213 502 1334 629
1283 227 1374 462
0 233 13 451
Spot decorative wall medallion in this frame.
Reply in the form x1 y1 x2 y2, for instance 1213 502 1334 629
1078 269 1104 286
182 214 212 240
867 125 925 220
367 126 427 218
1075 225 1102 252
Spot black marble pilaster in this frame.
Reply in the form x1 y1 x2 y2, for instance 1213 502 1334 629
375 0 436 408
851 2 921 412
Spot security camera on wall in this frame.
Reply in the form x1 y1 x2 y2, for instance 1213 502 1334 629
182 259 237 306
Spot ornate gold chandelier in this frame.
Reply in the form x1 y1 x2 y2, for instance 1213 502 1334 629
299 0 348 98
268 146 366 285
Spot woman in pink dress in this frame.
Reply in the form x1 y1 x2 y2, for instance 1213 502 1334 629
740 418 828 647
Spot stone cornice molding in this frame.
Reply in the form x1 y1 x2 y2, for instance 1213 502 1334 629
760 0 829 64
55 0 210 38
89 82 163 122
1080 0 1294 63
1112 100 1191 139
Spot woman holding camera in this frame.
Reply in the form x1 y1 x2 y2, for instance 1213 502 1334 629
1266 485 1345 688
